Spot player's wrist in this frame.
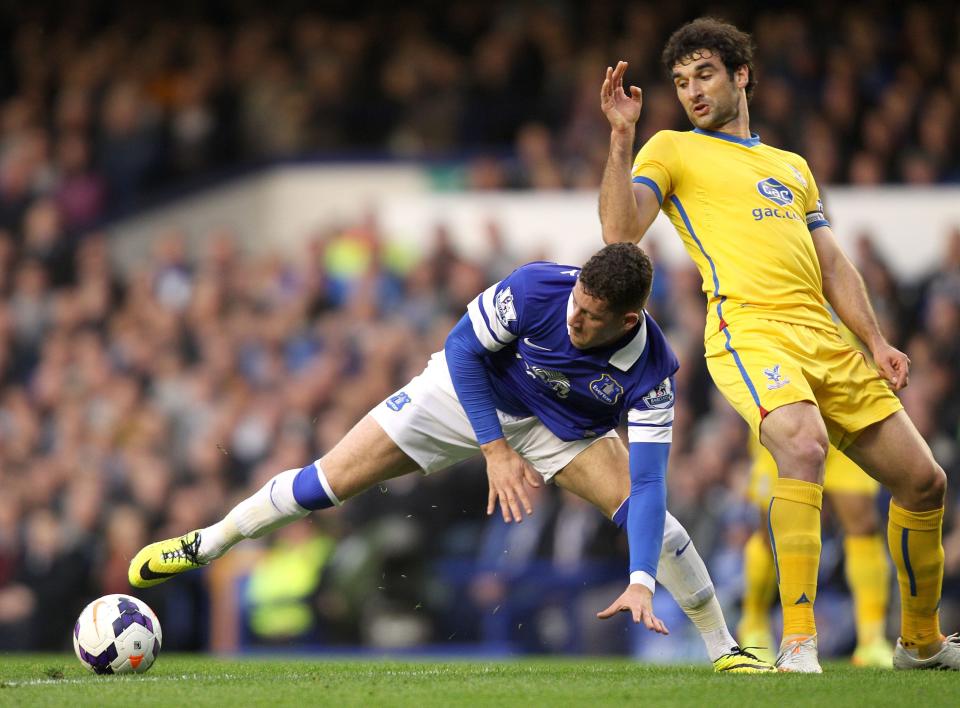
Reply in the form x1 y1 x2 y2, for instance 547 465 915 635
629 570 656 594
479 437 509 458
865 333 888 355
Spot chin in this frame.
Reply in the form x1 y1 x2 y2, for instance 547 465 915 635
690 113 715 130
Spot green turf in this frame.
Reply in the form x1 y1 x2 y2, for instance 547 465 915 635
0 654 957 707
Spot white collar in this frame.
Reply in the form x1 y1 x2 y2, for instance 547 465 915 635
608 314 648 371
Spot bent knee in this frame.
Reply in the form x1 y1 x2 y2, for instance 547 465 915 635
909 462 947 508
776 437 827 483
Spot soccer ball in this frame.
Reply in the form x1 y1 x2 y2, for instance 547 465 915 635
73 594 163 674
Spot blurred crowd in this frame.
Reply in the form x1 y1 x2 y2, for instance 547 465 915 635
1 0 959 226
0 203 958 653
1 0 960 658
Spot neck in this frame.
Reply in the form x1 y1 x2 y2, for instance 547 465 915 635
711 96 751 139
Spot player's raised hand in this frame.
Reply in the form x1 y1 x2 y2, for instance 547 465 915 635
597 583 669 635
480 439 541 523
600 61 643 133
872 342 910 391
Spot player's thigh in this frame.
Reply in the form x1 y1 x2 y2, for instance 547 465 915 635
815 333 904 451
704 320 816 440
319 414 422 501
844 409 945 508
551 436 630 519
335 358 483 500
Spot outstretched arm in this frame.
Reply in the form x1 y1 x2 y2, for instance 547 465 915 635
597 379 676 635
811 226 909 390
599 61 661 244
596 440 670 634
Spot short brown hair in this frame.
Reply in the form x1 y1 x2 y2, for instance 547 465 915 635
662 17 757 101
579 243 653 314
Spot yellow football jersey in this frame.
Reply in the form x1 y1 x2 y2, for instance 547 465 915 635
632 129 836 338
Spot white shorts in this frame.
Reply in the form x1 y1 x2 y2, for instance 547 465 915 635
370 352 619 482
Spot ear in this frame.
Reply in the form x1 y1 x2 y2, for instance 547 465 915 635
735 65 750 90
622 312 640 330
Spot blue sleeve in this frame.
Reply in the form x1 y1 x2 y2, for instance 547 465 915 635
444 266 536 444
623 374 675 585
444 315 504 444
626 441 669 580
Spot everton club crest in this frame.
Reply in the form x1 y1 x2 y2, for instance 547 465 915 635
589 373 623 405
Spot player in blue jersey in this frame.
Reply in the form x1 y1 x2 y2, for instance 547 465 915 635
129 243 772 671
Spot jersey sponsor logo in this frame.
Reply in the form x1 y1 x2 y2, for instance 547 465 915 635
522 337 552 351
386 391 412 411
757 177 794 207
763 364 790 390
495 287 517 327
560 269 580 277
642 379 674 409
751 206 803 223
589 373 624 405
523 361 571 398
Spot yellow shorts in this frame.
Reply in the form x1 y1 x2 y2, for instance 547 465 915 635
747 436 879 507
705 316 903 450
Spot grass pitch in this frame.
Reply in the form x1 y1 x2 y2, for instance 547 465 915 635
1 654 957 707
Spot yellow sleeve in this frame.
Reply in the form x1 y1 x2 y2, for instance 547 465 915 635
801 160 830 231
631 132 682 206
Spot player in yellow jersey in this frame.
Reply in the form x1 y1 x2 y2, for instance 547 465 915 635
598 17 956 672
741 436 892 667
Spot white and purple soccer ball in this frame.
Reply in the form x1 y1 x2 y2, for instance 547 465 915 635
73 594 162 675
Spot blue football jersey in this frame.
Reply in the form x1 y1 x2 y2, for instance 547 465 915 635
465 262 680 441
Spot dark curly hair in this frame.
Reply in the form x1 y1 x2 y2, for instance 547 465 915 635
578 243 653 314
661 17 756 101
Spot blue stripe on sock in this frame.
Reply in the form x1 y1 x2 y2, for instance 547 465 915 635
768 496 781 584
292 463 334 510
901 528 917 596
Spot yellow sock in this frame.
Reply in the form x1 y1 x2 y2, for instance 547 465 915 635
844 534 889 647
769 478 823 638
887 501 944 649
740 529 777 636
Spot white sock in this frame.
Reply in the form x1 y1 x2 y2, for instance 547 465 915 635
657 512 738 662
198 468 308 561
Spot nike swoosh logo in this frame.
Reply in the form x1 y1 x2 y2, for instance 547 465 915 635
675 539 692 556
139 561 178 580
523 337 552 351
